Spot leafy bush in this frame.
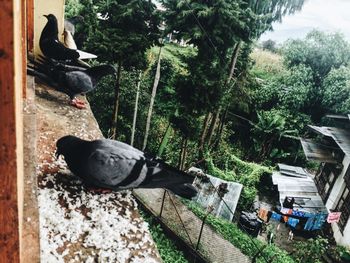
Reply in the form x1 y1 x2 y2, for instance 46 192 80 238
292 236 328 263
183 200 295 263
140 210 189 263
206 152 271 210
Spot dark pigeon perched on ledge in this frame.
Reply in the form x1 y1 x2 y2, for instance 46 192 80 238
55 135 198 199
40 14 80 61
28 57 116 109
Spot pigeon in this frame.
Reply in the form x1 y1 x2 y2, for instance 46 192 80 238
55 135 198 199
64 16 84 36
40 14 80 61
28 57 116 108
63 29 77 50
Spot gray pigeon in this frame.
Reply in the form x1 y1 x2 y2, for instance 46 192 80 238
28 57 116 109
55 135 198 198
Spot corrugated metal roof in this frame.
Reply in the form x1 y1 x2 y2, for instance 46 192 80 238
307 125 350 156
325 114 349 120
277 163 309 178
326 127 350 156
300 138 338 163
308 125 333 137
272 166 327 213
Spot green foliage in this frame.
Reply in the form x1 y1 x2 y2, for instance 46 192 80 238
283 30 350 84
140 210 189 263
206 152 271 210
253 65 313 112
292 236 328 263
322 66 350 114
64 0 83 18
183 200 295 263
261 39 277 53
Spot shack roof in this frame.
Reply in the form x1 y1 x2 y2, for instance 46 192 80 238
272 164 327 213
300 138 338 163
307 125 350 156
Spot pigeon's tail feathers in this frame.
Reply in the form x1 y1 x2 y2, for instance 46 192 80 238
85 65 116 83
166 183 198 199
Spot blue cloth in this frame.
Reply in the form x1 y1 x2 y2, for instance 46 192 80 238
292 210 305 217
304 213 328 231
304 216 315 231
312 214 327 230
270 212 282 221
287 217 299 228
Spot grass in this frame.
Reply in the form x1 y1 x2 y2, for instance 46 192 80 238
140 209 189 263
250 48 285 79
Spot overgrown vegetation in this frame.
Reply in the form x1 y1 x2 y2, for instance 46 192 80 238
140 210 189 263
205 150 271 210
183 200 295 263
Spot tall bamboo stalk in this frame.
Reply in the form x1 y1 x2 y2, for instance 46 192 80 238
110 61 122 139
142 46 162 151
130 71 142 146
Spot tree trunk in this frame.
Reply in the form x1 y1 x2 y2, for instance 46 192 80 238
142 46 162 151
213 107 228 148
110 61 122 139
130 71 142 146
198 112 211 159
203 42 241 148
227 42 241 85
206 110 220 146
178 137 188 170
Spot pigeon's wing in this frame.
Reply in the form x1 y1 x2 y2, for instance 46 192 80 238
65 71 93 94
85 147 148 189
100 139 144 155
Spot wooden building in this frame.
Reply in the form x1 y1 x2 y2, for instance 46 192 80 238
301 117 350 246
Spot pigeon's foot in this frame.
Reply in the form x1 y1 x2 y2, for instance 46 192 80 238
87 187 113 194
71 98 86 109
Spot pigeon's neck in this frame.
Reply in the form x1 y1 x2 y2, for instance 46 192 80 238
42 21 59 39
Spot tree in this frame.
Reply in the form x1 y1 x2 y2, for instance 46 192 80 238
262 39 277 53
282 30 350 120
143 46 162 150
81 0 161 139
322 66 350 114
283 30 350 85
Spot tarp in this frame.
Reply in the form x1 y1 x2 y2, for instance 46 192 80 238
189 167 243 221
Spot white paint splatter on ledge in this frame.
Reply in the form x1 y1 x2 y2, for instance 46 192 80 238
37 153 160 263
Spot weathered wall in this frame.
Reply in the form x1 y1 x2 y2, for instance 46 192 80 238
34 0 65 56
0 0 24 262
326 155 350 246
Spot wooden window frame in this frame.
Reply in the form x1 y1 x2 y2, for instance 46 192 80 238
315 163 338 202
335 186 350 233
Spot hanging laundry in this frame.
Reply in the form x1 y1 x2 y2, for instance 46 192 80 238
281 208 292 222
304 216 315 231
327 212 341 223
270 212 282 221
304 213 327 231
311 214 327 230
292 210 305 217
287 217 299 228
258 208 269 222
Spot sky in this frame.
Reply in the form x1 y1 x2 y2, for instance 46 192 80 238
260 0 350 44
